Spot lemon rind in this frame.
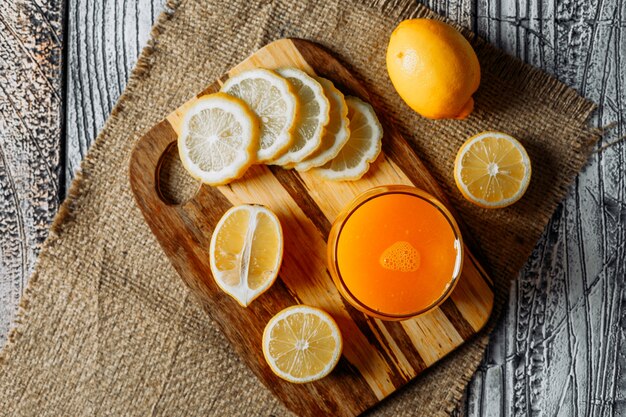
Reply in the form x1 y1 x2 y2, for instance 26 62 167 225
209 204 284 307
454 131 532 209
221 68 299 163
313 96 383 181
262 305 343 384
295 77 351 171
270 68 330 166
178 92 259 185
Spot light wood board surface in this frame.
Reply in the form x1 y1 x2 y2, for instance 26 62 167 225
0 1 624 416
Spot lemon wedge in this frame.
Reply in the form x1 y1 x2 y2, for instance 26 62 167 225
178 93 259 185
295 76 350 171
221 69 299 162
270 68 330 166
454 131 532 208
263 305 342 383
312 96 382 181
209 204 283 307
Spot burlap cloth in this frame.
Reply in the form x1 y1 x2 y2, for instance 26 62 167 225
0 0 599 415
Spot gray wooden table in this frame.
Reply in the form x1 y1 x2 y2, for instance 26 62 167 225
1 0 624 415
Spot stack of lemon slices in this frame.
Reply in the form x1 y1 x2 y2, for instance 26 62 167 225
177 67 383 185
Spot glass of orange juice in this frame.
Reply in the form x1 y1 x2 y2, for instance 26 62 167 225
327 185 463 321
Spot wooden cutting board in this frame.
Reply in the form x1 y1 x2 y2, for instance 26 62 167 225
129 38 493 417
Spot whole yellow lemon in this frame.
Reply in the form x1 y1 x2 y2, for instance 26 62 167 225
386 19 480 119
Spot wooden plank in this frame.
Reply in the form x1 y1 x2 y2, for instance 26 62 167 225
64 0 165 189
466 0 626 415
422 0 474 28
129 38 493 417
0 0 63 346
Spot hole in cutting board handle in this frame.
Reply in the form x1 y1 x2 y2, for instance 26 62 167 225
156 142 201 205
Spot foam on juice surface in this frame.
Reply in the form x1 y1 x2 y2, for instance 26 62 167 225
379 241 420 272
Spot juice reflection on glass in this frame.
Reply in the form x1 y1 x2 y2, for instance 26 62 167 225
327 185 463 321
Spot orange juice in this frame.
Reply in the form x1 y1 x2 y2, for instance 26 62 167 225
327 186 463 320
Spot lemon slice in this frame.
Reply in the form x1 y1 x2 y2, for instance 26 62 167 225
312 96 383 181
270 68 330 166
295 77 350 171
454 131 532 208
209 204 283 307
178 93 259 185
221 69 299 162
263 305 343 383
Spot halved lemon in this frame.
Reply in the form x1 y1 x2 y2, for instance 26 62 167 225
312 96 383 181
271 68 330 166
178 93 259 185
262 305 343 383
454 131 532 208
221 69 299 162
295 76 350 171
209 204 283 307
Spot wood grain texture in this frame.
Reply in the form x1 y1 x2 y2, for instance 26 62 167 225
64 0 165 190
465 0 626 415
129 38 493 417
0 0 63 346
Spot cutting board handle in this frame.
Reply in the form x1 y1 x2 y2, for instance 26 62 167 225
129 120 180 211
